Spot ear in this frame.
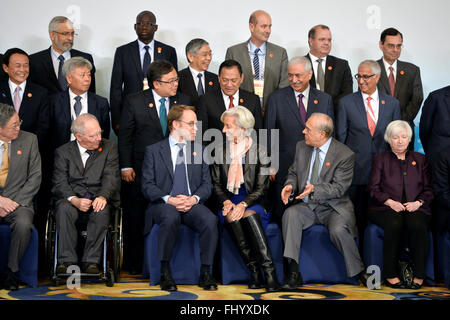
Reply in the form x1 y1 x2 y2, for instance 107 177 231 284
379 41 384 51
65 73 72 85
2 64 8 74
187 52 194 64
249 23 255 34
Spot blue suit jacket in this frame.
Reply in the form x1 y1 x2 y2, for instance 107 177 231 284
49 90 111 150
264 85 334 183
141 138 212 235
336 90 401 185
109 40 178 131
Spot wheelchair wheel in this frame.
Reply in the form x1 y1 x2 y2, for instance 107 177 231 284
112 208 123 282
45 209 56 277
106 268 115 287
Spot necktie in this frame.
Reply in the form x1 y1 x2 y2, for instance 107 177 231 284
228 95 234 109
13 86 22 113
58 55 67 90
366 97 376 136
143 45 151 76
197 73 204 96
316 58 325 91
170 143 190 196
388 66 396 96
0 143 9 188
310 148 321 185
253 48 260 79
159 97 167 135
74 96 82 118
84 149 94 167
298 93 306 123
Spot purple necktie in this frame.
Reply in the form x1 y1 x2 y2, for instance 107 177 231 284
298 93 306 123
13 86 21 113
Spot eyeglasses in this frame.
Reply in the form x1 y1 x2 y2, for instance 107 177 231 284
385 44 403 50
7 119 23 129
157 78 179 85
136 22 157 27
354 74 376 80
81 130 103 139
53 31 77 37
219 78 241 85
177 120 197 128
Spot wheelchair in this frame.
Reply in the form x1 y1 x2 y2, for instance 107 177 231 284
44 205 123 287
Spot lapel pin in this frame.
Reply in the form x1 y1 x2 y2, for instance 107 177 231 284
149 103 154 108
328 66 333 70
174 100 177 104
412 161 416 166
27 93 32 98
381 100 386 105
239 98 244 103
400 70 405 75
17 150 22 155
325 161 330 167
157 47 162 54
193 151 197 156
269 53 274 58
314 99 318 104
208 81 213 86
98 147 102 152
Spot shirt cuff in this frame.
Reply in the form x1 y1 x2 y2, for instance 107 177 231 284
193 195 200 204
121 168 133 172
162 195 170 203
67 196 76 202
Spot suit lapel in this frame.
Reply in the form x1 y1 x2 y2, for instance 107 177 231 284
378 59 392 95
45 47 59 89
355 92 369 130
374 92 388 136
69 141 85 175
394 60 406 97
216 91 227 113
204 72 216 94
131 40 144 79
160 139 174 179
84 140 102 172
87 92 97 116
306 54 317 88
285 87 303 125
301 145 313 187
19 83 33 120
324 56 334 92
0 81 13 104
62 91 72 124
184 68 198 97
5 138 22 187
320 139 335 180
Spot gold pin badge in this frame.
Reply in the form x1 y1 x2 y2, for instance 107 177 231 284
158 47 162 54
239 98 244 103
27 93 32 98
314 99 318 104
98 147 102 152
149 103 154 108
400 70 405 75
209 81 213 86
328 66 333 70
326 161 330 167
269 53 274 58
193 152 197 156
412 161 417 166
17 150 22 155
381 100 386 105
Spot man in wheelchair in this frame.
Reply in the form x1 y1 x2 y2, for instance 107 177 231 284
52 113 120 275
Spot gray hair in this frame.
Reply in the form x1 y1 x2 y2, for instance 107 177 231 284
48 16 71 33
358 59 381 75
71 113 99 135
310 112 334 138
62 57 92 77
220 106 255 133
288 56 312 73
384 120 412 144
0 103 17 128
185 38 209 62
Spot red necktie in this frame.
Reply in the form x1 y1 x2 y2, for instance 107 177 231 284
228 95 234 109
388 66 395 96
366 97 376 136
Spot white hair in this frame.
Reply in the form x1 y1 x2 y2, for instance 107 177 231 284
384 120 412 143
220 105 255 134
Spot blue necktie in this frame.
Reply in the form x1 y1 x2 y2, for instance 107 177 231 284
143 45 151 76
58 55 67 90
159 97 167 135
197 73 204 96
170 143 190 196
74 96 82 118
253 48 260 79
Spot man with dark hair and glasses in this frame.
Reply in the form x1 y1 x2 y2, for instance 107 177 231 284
336 59 400 245
118 60 190 275
110 10 178 135
377 27 423 150
29 16 96 94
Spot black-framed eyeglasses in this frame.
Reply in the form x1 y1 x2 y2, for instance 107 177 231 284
354 74 376 80
7 119 23 130
136 22 157 27
52 31 77 37
81 130 103 139
177 120 198 127
157 78 179 85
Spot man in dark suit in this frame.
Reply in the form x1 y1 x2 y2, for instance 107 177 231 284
0 104 41 290
29 16 96 95
177 38 219 107
377 27 423 150
336 59 401 243
141 105 218 291
197 59 262 139
0 54 7 81
281 113 370 289
49 57 110 150
225 10 289 112
110 11 178 134
118 60 190 274
432 144 450 233
306 25 353 113
264 56 334 224
52 114 120 274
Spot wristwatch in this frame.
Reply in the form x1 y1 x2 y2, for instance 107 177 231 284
240 201 248 208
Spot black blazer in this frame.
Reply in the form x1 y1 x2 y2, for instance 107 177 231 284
110 40 178 131
211 142 270 210
177 67 219 107
432 145 450 231
306 54 353 111
49 90 110 150
29 47 96 94
118 90 191 174
0 80 49 145
197 88 263 135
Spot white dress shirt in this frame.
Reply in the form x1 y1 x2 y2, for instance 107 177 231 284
221 89 239 109
382 58 398 81
293 85 311 112
69 89 88 141
51 47 71 78
309 52 328 90
138 39 154 69
8 79 26 101
189 66 205 90
362 89 380 124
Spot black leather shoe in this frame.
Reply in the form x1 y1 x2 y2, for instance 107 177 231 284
384 279 407 289
358 271 371 288
408 281 422 290
198 271 218 291
248 270 264 289
56 262 77 274
282 271 303 290
1 268 19 291
82 263 100 274
160 272 177 291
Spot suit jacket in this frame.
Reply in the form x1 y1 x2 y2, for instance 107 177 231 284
0 131 41 208
0 54 7 81
419 85 450 164
141 138 212 234
377 59 423 123
0 80 49 145
197 88 262 135
211 142 270 210
336 90 401 185
177 67 219 107
368 150 433 214
264 85 334 183
225 41 289 111
29 47 96 95
52 139 120 207
49 90 111 150
284 138 357 235
118 90 191 174
306 54 353 112
110 40 178 130
432 145 450 231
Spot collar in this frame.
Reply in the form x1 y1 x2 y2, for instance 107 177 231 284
8 79 26 94
0 139 11 148
188 65 205 78
69 88 88 101
221 89 239 102
317 137 332 155
362 89 379 103
152 89 169 103
248 40 266 54
138 39 154 51
76 140 87 155
51 47 71 60
309 52 327 64
169 134 186 147
382 57 398 71
294 85 310 99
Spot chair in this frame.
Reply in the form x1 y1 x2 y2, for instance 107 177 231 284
0 224 38 288
436 230 450 288
363 223 435 285
298 225 359 285
144 224 201 286
219 222 284 285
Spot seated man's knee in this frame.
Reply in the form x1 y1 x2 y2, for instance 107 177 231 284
160 207 181 226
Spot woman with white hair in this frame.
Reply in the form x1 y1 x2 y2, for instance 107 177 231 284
211 106 279 292
368 120 433 289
